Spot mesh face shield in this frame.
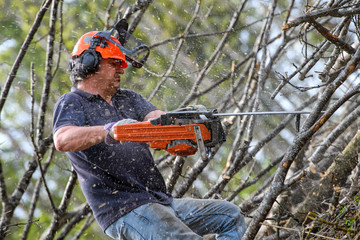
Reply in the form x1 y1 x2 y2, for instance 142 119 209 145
96 18 150 68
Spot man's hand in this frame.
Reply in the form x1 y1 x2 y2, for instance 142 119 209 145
104 119 138 145
104 109 165 145
109 119 139 138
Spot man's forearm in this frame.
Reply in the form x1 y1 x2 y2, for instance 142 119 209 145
54 125 107 152
54 110 164 152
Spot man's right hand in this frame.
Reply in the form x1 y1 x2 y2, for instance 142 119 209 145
109 119 139 138
104 119 138 145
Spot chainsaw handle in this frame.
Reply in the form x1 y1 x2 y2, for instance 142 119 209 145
149 115 162 125
149 109 219 126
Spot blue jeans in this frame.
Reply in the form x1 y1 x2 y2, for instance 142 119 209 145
105 198 246 240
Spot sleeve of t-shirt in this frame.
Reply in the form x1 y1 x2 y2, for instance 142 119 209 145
53 93 86 134
129 91 159 121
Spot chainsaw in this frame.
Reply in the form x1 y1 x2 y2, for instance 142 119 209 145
113 108 318 159
113 108 226 159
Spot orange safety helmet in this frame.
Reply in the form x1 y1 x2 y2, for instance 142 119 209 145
71 31 128 69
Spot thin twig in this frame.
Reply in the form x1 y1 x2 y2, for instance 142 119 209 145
260 222 340 240
180 0 248 107
148 0 201 101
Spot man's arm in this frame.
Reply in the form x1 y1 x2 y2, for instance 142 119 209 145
54 125 107 152
54 110 165 152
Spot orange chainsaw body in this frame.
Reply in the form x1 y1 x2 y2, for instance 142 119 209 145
113 121 212 156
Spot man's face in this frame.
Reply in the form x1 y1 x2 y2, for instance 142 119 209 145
96 58 125 90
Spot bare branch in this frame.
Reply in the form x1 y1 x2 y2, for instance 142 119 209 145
21 147 55 240
0 0 53 114
309 104 360 164
290 129 360 225
283 6 360 31
0 160 8 209
40 169 78 240
72 213 95 240
309 18 356 55
243 46 360 239
36 0 60 142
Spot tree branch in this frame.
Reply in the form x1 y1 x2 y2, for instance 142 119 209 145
0 0 53 114
242 46 360 239
36 0 60 142
309 19 356 55
283 6 360 31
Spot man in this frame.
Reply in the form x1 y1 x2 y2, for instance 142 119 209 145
53 30 246 239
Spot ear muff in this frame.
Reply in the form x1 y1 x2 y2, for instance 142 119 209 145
80 49 100 74
80 37 101 74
